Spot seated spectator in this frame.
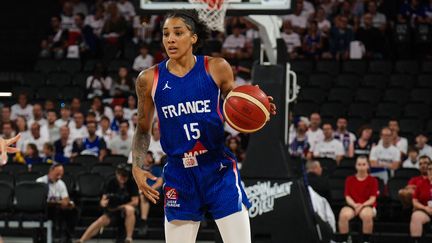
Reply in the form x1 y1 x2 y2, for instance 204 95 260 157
365 1 387 31
283 1 307 34
354 125 374 158
399 156 430 208
132 15 157 44
54 126 73 164
0 106 12 130
403 147 420 169
97 116 114 145
116 0 136 22
89 96 114 121
109 120 132 157
315 7 331 36
415 133 432 159
398 0 426 26
309 186 336 233
40 16 67 59
11 92 33 121
86 112 97 125
41 110 60 143
138 151 163 232
110 66 135 98
334 117 355 158
337 156 378 243
86 63 112 99
222 25 246 62
27 103 47 128
69 112 89 142
61 1 75 30
36 164 77 243
101 3 127 48
84 5 105 37
23 143 43 165
409 159 432 243
310 123 344 165
334 0 359 29
370 127 401 184
76 164 138 243
302 21 323 59
123 95 137 120
111 105 126 133
306 160 330 200
356 13 385 59
42 142 55 164
70 97 84 115
281 20 301 59
226 135 245 165
329 15 354 60
14 116 30 149
132 44 154 72
20 123 48 155
379 119 408 157
148 121 165 165
289 119 310 159
72 121 107 161
306 113 324 152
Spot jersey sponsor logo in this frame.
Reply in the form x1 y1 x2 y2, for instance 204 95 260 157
183 140 208 158
161 100 211 118
164 187 181 208
162 81 172 90
182 156 199 168
244 181 293 218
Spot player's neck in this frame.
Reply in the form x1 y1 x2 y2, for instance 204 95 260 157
168 54 196 75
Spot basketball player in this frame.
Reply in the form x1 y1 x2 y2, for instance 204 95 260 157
131 10 276 243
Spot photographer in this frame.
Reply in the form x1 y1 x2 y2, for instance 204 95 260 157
76 164 139 243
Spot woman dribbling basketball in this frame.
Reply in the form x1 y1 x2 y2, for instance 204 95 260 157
131 10 276 243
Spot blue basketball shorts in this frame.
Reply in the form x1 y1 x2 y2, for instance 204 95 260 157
162 148 251 222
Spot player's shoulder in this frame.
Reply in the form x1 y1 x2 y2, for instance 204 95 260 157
136 64 159 90
206 56 231 70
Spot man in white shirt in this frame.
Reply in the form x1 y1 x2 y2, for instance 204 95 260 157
311 123 345 165
41 110 60 143
282 1 308 34
222 25 246 59
403 147 420 169
36 164 76 242
149 121 165 164
69 112 88 142
11 93 33 121
97 116 114 147
306 113 324 152
388 119 408 156
20 123 48 155
367 1 386 31
55 105 72 128
333 117 356 158
109 120 132 157
370 127 401 183
117 0 136 22
84 6 105 37
415 133 432 159
27 103 47 128
281 20 301 58
132 44 154 72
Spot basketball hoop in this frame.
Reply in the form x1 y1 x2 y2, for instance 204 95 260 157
188 0 228 32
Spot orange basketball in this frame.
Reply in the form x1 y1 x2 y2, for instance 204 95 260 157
223 85 271 133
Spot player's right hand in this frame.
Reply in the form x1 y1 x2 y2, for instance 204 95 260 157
132 166 160 204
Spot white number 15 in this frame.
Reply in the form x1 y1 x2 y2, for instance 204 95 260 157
183 122 201 141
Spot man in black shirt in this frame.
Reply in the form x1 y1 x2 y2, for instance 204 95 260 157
306 160 330 201
76 164 139 243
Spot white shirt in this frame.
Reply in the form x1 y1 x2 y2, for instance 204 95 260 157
40 124 60 143
96 128 114 147
418 144 432 159
61 14 75 30
313 139 345 160
22 135 49 156
11 104 33 121
123 108 137 120
55 118 71 128
318 19 331 33
372 12 386 28
117 1 136 21
84 15 105 36
27 118 48 128
308 186 336 232
36 175 69 202
369 144 401 165
109 135 132 157
301 0 315 17
86 76 113 96
378 137 408 155
306 128 324 151
149 137 165 163
16 131 31 152
132 54 154 72
282 14 307 29
222 34 246 51
69 125 88 142
281 32 301 53
402 158 420 169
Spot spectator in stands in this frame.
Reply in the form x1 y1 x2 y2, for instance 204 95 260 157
1 106 12 129
354 125 374 158
21 123 48 155
403 147 420 169
303 21 323 59
226 135 245 164
40 15 67 59
148 120 165 165
399 155 430 208
110 67 135 98
42 142 55 164
138 151 163 232
43 100 55 114
338 156 378 243
222 25 247 62
110 105 125 133
123 95 137 120
64 13 94 58
69 112 88 142
356 13 385 59
86 63 113 99
54 126 73 164
329 15 354 60
334 117 355 158
72 121 107 161
37 163 77 243
387 119 408 157
23 143 43 165
76 164 138 243
409 159 432 243
55 105 72 128
283 1 307 35
370 127 401 184
320 0 336 17
117 0 136 22
41 110 60 143
101 3 127 53
71 0 88 15
109 120 132 157
281 20 302 59
86 111 97 125
11 92 33 121
334 0 359 29
398 0 426 26
70 97 83 115
27 103 47 128
306 160 330 200
84 5 105 37
61 1 75 30
315 7 331 36
14 116 30 150
289 119 310 159
132 15 158 44
89 96 114 121
306 113 324 152
366 1 387 32
415 133 432 159
97 116 114 145
310 123 345 165
132 44 154 72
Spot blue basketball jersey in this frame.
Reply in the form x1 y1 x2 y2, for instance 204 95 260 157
152 55 225 158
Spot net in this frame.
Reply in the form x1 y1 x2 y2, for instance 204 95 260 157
188 0 228 32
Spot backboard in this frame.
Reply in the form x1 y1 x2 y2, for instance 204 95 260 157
140 0 294 15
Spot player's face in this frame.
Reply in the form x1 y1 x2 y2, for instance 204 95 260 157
162 17 197 59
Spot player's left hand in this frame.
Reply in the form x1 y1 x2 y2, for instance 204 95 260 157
0 134 21 165
268 96 277 115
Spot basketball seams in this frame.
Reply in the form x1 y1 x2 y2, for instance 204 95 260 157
223 102 267 133
225 97 265 124
225 91 270 121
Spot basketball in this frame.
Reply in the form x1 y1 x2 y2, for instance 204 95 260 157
223 85 271 133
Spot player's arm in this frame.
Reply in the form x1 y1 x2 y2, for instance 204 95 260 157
131 67 160 204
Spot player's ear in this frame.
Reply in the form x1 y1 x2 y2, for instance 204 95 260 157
191 33 198 45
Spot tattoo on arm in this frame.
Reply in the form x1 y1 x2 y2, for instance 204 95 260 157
132 126 150 169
